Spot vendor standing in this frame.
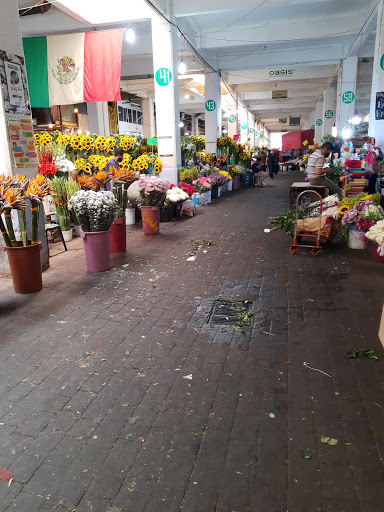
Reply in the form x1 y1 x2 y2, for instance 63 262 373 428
306 142 343 199
105 148 124 190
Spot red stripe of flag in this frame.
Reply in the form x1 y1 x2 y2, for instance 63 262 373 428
84 29 125 103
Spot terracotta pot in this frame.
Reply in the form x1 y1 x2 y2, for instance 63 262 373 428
141 206 160 235
81 230 111 272
4 241 42 294
110 218 126 254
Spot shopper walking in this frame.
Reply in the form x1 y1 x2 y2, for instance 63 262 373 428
267 150 275 179
306 142 343 199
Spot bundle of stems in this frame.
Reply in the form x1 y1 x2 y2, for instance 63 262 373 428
64 179 81 225
51 178 70 231
113 184 128 218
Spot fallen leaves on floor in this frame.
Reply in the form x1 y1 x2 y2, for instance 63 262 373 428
321 436 338 446
347 349 379 360
301 448 312 459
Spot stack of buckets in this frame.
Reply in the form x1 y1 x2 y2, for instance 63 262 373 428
346 160 367 196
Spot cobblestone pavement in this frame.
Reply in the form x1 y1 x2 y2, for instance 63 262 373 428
0 172 384 512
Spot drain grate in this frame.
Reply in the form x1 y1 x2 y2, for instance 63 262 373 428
208 300 253 326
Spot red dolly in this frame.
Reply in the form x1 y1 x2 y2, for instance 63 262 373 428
290 190 323 256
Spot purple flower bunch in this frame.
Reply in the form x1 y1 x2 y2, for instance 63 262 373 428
208 173 227 186
341 200 373 227
138 175 171 206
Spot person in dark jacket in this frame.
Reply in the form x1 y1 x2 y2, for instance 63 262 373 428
267 150 275 179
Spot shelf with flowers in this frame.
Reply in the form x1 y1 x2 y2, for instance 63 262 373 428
0 174 51 293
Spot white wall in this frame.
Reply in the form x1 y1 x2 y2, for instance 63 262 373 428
271 132 283 150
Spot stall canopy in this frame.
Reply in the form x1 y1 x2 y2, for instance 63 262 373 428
282 129 314 150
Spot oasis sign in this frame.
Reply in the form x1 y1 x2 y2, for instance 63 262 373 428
269 69 295 77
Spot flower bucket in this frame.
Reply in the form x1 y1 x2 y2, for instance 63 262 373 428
173 202 183 218
232 175 240 190
4 242 42 294
125 208 136 226
135 207 142 221
211 185 218 200
160 205 173 222
141 206 160 235
218 187 221 197
227 180 233 192
81 230 111 272
222 183 227 193
371 242 384 263
192 193 202 206
74 225 81 237
242 173 250 186
110 218 126 254
62 229 73 243
204 191 211 204
348 226 367 250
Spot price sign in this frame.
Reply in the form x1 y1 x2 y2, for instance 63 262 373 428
155 68 172 86
205 100 216 112
342 91 355 104
147 138 157 146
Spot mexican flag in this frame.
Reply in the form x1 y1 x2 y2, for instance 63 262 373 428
23 29 125 108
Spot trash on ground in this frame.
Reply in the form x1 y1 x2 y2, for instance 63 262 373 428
0 467 13 484
321 436 338 446
301 448 312 459
183 374 193 380
347 349 378 359
303 362 332 377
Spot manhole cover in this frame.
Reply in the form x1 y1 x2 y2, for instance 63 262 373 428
208 300 252 326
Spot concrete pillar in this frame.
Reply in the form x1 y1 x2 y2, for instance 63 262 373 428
192 115 199 136
369 0 384 147
254 123 261 147
314 98 324 142
306 110 315 131
142 97 156 138
336 56 358 137
151 9 181 184
239 103 248 144
322 86 336 137
228 91 238 139
204 69 221 154
87 102 110 136
248 111 255 147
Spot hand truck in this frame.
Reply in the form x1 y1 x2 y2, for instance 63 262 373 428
290 190 323 256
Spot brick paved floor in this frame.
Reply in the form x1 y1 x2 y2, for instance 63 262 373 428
0 172 384 512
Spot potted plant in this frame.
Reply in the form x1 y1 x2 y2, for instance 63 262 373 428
1 175 51 293
71 190 117 272
138 175 170 234
179 167 200 184
51 178 72 242
165 185 189 218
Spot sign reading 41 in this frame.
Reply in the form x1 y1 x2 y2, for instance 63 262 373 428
155 68 172 87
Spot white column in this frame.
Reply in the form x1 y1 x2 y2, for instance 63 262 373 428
151 11 181 184
87 102 110 136
142 97 156 138
228 92 238 139
314 98 324 142
192 115 199 136
248 111 255 147
204 69 221 154
336 56 358 137
322 86 336 137
239 103 248 144
369 0 384 147
306 110 315 131
254 122 261 147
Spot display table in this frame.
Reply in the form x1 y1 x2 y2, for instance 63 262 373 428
289 182 328 207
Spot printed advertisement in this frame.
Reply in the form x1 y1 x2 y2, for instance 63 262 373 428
7 116 38 168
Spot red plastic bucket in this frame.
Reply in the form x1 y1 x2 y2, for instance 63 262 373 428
371 242 384 263
81 230 110 272
110 218 126 254
141 206 160 235
4 242 42 294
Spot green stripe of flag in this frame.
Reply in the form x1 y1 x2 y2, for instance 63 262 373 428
23 36 49 108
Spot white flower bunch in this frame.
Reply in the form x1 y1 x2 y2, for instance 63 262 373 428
366 220 384 246
165 187 189 205
54 156 75 174
199 164 211 177
71 190 117 232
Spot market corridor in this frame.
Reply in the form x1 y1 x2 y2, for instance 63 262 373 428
0 173 384 512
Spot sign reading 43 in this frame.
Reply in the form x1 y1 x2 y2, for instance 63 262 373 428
155 67 172 87
205 100 216 112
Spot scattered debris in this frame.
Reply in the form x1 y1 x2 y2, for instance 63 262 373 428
301 449 312 459
183 374 193 380
0 467 13 485
189 239 213 256
187 256 195 262
303 362 332 378
321 436 338 446
268 413 275 419
262 331 276 336
53 498 67 509
347 349 378 360
374 402 383 410
264 228 271 233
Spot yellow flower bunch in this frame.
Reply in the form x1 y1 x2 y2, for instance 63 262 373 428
34 133 40 147
83 162 92 174
219 170 232 180
88 155 108 171
217 137 226 147
132 154 150 172
94 136 107 152
70 135 82 150
339 205 349 215
153 158 162 174
57 134 71 146
119 153 131 170
38 132 53 147
75 158 86 171
119 135 136 152
106 137 117 153
79 134 94 151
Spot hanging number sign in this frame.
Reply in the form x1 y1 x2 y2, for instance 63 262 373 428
255 131 260 136
229 115 236 123
316 119 323 126
241 123 247 129
342 91 355 104
205 100 216 111
325 110 334 119
380 54 384 71
249 128 255 133
155 68 172 86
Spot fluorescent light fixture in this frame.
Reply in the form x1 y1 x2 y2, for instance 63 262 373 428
178 59 186 75
125 26 135 43
351 111 361 125
56 0 153 24
179 121 184 128
331 124 337 136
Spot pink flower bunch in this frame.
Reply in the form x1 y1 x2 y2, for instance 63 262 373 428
208 173 227 186
342 200 378 230
139 175 171 206
355 218 375 231
192 177 211 193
